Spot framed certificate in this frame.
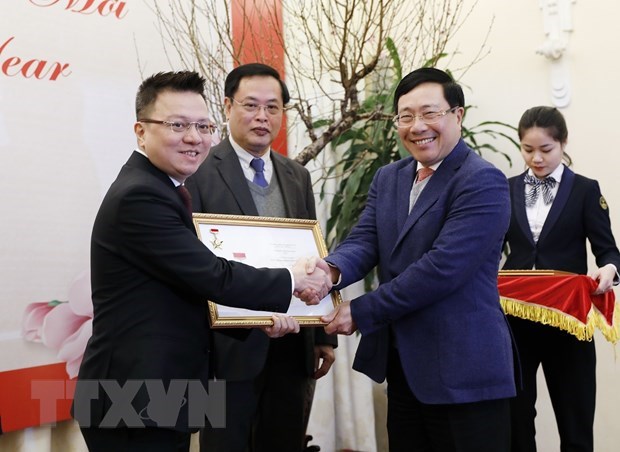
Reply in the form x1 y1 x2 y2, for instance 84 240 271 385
193 213 343 327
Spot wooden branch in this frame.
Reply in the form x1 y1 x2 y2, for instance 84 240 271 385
148 0 491 167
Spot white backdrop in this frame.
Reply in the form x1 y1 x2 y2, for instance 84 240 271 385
0 0 182 374
0 1 182 447
1 1 620 451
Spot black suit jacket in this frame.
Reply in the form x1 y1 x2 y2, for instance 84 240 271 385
74 151 292 432
504 165 620 273
186 138 337 380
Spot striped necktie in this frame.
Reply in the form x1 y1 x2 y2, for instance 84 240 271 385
524 173 556 207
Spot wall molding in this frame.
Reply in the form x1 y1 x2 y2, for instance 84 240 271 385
537 0 576 108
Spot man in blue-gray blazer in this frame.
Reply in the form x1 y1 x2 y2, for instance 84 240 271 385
321 68 515 451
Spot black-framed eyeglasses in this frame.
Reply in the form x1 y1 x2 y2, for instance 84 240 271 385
139 119 218 135
230 98 282 115
393 106 459 128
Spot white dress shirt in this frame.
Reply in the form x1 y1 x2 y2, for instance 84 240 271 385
229 136 274 184
525 164 564 243
409 160 442 213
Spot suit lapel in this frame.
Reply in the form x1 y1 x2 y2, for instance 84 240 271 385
538 165 574 244
395 141 468 248
512 172 536 246
271 153 296 217
213 140 259 216
127 151 196 230
396 158 416 231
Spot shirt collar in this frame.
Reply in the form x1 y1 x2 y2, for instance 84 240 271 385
418 160 443 173
526 163 564 182
229 136 271 169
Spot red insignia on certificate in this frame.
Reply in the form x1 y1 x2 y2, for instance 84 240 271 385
209 228 223 249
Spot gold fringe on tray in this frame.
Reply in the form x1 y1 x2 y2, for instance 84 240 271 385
593 304 620 344
500 297 595 342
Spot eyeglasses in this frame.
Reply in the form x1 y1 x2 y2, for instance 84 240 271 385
230 98 282 115
393 106 459 128
139 119 218 135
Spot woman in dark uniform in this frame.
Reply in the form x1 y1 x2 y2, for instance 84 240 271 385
503 106 620 452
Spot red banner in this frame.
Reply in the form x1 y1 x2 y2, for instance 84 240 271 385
0 364 74 433
498 272 617 343
231 0 287 156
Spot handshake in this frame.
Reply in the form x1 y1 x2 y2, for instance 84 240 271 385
291 256 335 305
263 257 354 339
291 257 356 336
261 257 333 339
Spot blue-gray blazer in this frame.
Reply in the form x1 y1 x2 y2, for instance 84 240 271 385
327 140 516 404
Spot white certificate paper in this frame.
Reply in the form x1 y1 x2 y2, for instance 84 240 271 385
193 214 342 327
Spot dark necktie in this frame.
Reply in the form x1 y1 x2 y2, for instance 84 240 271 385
176 184 193 215
524 173 557 207
250 158 268 188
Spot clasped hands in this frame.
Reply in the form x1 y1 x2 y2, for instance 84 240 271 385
292 256 333 305
263 257 357 338
261 257 332 339
295 257 357 336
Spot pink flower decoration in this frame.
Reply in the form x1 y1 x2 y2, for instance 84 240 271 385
22 301 58 342
55 318 92 379
21 270 93 378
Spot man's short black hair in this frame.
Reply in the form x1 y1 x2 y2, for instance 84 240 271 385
135 71 206 119
393 67 464 113
224 63 290 105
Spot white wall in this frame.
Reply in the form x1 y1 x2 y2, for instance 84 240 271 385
0 0 188 370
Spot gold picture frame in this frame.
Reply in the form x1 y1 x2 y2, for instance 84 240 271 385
498 269 575 277
193 213 343 327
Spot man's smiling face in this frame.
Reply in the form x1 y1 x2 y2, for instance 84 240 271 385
396 82 463 166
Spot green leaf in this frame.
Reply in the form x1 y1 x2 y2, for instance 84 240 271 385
385 37 402 81
312 118 333 128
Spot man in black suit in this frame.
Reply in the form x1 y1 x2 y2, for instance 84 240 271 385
72 71 331 452
186 63 337 452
